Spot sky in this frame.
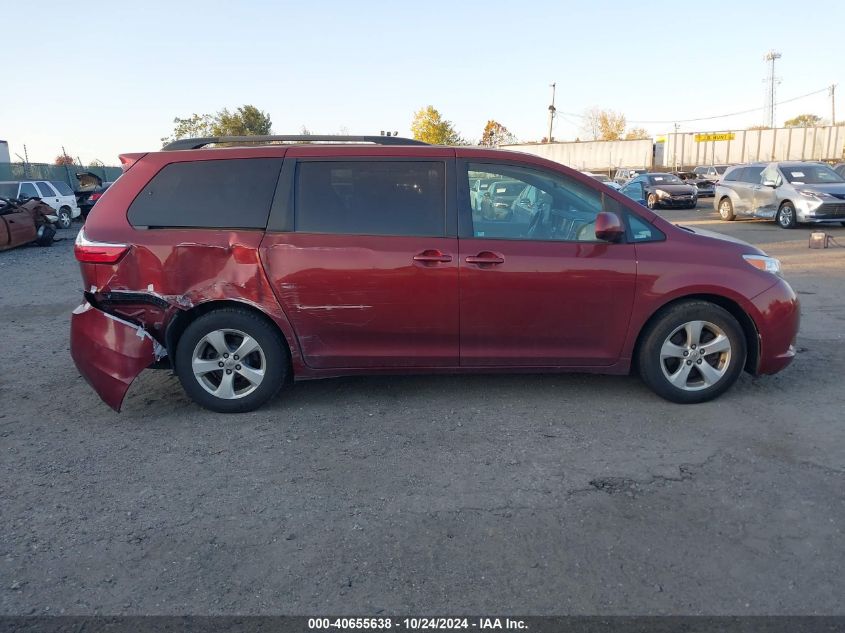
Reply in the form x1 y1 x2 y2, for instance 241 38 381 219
2 0 843 165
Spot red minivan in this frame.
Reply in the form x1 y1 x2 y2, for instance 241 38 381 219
70 136 799 413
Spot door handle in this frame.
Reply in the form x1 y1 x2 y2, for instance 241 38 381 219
413 250 452 264
465 251 505 265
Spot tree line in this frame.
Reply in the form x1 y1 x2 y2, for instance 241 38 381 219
157 104 842 155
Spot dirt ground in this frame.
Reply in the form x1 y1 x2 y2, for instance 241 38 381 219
1 202 843 615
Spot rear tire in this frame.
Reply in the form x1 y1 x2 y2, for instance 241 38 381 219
637 301 746 404
718 197 735 221
776 201 797 229
174 307 288 413
57 207 72 229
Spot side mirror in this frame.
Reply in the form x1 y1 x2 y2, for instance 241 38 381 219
594 211 625 242
762 180 777 188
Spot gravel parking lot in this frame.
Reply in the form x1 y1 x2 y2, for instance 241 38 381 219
1 202 844 615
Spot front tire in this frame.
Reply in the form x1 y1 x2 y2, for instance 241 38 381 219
637 301 746 404
776 202 797 229
174 308 288 413
57 207 72 229
718 197 735 221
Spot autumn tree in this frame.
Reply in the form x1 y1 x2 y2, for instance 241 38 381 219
624 127 650 140
479 120 518 146
582 108 627 141
411 106 464 145
784 113 824 128
55 154 75 166
161 105 273 145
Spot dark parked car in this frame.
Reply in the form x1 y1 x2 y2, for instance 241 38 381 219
79 181 113 218
620 173 698 209
672 171 715 197
71 135 798 413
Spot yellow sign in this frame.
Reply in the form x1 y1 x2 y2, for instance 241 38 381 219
694 132 735 142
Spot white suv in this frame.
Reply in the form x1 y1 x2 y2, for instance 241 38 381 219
0 180 81 228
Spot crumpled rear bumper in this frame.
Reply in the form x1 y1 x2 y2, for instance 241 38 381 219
70 301 164 411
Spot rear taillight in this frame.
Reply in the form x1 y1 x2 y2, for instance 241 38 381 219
74 229 129 264
89 192 102 202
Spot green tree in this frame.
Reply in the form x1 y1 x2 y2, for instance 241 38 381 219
212 105 272 136
480 120 518 146
161 105 272 145
411 105 464 145
784 113 824 128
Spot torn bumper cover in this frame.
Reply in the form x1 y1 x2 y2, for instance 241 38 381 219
70 301 166 412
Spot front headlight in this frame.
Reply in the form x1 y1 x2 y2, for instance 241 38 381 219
743 254 782 276
655 189 670 198
799 189 833 199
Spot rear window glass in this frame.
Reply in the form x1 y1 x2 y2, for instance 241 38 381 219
19 182 39 199
294 161 445 236
51 180 74 196
128 158 282 229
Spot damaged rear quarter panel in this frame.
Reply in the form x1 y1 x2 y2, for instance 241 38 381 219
86 229 304 365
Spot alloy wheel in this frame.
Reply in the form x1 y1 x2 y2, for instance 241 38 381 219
659 320 732 392
191 328 266 399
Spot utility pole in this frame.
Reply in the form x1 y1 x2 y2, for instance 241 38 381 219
673 122 680 171
547 82 556 143
764 50 782 128
830 84 837 126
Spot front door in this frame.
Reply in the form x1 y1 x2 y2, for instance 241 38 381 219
261 154 459 369
456 157 637 367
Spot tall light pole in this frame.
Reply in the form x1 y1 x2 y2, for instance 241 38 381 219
764 50 782 128
547 82 556 143
830 84 837 126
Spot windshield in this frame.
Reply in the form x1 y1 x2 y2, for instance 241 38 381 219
591 174 611 182
715 165 728 174
781 164 845 185
0 183 18 198
649 174 683 185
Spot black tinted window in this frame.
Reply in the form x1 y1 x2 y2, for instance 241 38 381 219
722 168 741 182
295 161 445 236
128 158 282 229
740 166 764 184
36 182 55 197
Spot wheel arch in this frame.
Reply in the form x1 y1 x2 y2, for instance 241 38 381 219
165 299 295 380
632 293 759 374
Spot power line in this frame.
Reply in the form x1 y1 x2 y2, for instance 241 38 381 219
559 87 830 125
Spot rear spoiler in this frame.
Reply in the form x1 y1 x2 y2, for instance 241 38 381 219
118 153 147 172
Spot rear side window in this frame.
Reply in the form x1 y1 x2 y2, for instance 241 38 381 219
722 168 741 182
128 158 282 229
740 166 764 184
295 161 445 236
51 181 74 196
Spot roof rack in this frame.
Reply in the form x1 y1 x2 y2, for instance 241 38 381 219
162 135 429 151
